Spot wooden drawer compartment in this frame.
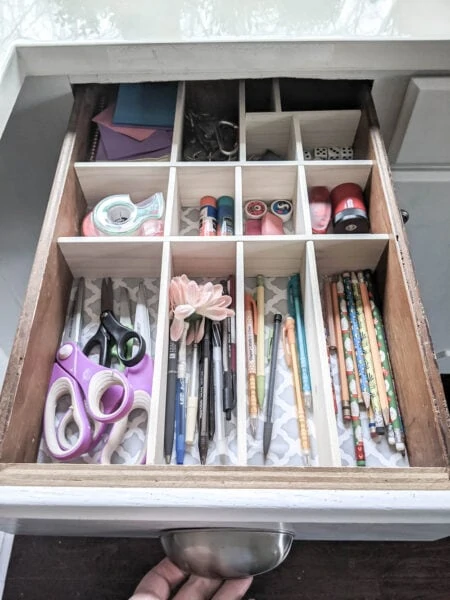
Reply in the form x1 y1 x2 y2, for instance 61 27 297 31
0 80 449 538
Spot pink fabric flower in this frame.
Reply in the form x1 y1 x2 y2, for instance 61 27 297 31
169 275 234 341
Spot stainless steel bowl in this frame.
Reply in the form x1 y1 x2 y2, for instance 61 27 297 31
160 528 293 579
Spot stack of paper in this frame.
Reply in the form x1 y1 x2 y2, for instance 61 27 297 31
92 82 178 161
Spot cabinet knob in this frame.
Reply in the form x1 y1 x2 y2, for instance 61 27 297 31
400 209 410 224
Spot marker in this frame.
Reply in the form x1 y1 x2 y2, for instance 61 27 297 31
221 280 234 421
175 323 188 464
164 338 178 464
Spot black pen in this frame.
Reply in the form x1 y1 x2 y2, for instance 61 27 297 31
198 319 211 465
208 323 215 441
164 338 178 464
221 280 233 421
263 314 282 460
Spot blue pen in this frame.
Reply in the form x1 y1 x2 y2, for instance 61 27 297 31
175 323 189 465
287 274 312 408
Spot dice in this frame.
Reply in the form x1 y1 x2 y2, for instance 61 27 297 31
314 147 328 160
340 146 354 160
303 149 313 160
327 146 340 160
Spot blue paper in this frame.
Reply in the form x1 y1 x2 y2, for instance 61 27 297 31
113 82 178 128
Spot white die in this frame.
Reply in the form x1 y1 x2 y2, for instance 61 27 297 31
314 147 328 160
340 146 354 160
327 146 340 160
303 149 313 160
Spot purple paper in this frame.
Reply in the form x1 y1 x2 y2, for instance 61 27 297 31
98 123 172 160
93 104 156 141
95 137 171 162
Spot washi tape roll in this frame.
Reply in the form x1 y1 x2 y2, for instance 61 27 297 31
330 183 369 234
244 200 267 220
270 200 293 223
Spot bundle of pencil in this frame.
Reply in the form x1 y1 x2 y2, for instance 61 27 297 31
324 270 405 465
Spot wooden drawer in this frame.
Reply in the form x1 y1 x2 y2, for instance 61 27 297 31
0 79 449 540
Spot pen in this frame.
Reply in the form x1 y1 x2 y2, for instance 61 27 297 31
198 318 211 464
245 294 258 437
288 274 312 408
256 275 265 410
164 337 179 464
208 335 215 442
175 322 189 465
212 321 226 457
186 329 200 446
221 280 234 421
228 276 237 415
263 314 282 459
283 316 310 465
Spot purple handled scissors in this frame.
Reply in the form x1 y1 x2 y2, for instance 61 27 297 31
43 278 134 461
101 282 154 465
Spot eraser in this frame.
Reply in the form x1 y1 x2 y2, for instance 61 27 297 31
261 212 284 235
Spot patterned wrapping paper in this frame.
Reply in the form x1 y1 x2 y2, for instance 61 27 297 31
165 276 239 466
325 276 409 468
245 277 319 467
38 275 409 468
38 278 160 465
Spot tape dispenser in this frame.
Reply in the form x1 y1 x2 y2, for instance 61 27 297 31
82 192 165 237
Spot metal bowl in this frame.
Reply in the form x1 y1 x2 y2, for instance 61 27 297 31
160 528 293 579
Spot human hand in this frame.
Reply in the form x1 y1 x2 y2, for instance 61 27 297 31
130 557 253 600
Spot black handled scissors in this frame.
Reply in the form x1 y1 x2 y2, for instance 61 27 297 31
83 278 146 368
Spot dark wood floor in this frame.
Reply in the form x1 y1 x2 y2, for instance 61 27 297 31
4 536 450 599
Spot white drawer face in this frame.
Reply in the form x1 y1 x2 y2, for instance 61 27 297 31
0 78 448 541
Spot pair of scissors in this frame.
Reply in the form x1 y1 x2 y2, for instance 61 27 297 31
43 279 135 461
83 278 146 368
101 282 154 465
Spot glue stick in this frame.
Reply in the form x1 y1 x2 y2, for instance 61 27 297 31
217 196 234 236
199 196 217 236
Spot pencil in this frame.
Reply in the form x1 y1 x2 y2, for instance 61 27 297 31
336 277 365 466
357 274 390 428
350 272 385 435
256 275 265 410
361 271 405 453
323 279 337 350
283 317 310 465
331 282 351 422
245 294 258 437
342 273 371 410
